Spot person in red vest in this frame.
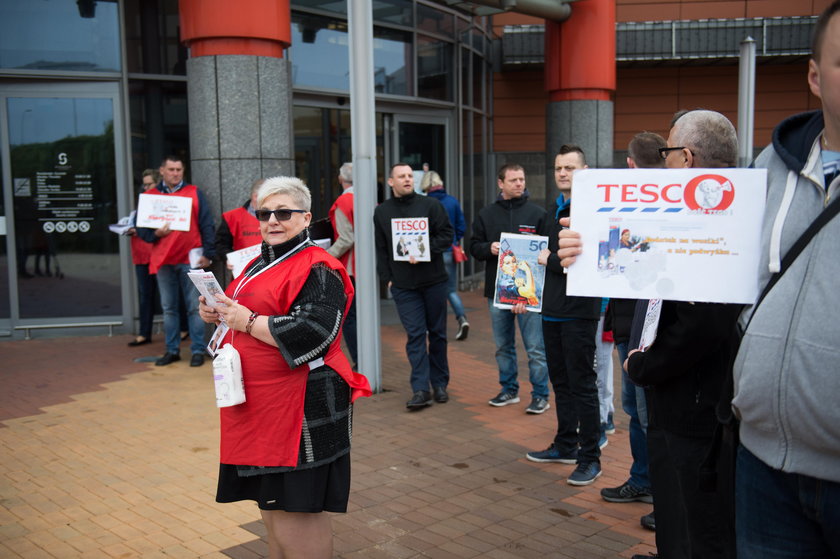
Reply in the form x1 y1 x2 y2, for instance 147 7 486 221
327 162 357 368
198 176 371 559
215 178 264 271
127 168 160 346
136 155 216 367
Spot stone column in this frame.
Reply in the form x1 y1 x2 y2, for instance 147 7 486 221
179 0 293 219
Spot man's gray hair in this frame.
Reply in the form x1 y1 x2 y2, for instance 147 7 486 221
339 162 353 184
257 176 312 211
670 110 738 168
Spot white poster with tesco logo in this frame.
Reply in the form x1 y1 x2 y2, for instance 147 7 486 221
391 217 431 262
566 168 767 304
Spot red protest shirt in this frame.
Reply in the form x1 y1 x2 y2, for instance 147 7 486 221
328 190 355 272
146 184 202 273
222 206 262 251
219 246 371 467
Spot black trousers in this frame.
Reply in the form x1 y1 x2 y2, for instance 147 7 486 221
647 404 735 559
542 319 600 464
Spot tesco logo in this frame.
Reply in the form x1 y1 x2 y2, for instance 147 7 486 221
596 174 735 213
393 219 428 231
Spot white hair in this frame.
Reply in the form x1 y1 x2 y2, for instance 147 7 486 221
257 176 312 211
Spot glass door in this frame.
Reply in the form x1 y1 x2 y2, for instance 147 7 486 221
1 83 127 331
393 115 450 196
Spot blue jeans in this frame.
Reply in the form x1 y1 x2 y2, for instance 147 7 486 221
156 263 205 355
737 444 840 558
442 251 466 319
390 281 450 393
618 341 650 490
488 300 549 400
595 314 614 423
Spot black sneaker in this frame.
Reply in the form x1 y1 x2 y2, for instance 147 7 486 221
567 461 602 486
526 444 578 464
640 511 656 531
488 391 519 406
155 352 181 366
631 554 658 559
525 397 550 414
600 481 653 503
406 391 432 409
455 317 470 341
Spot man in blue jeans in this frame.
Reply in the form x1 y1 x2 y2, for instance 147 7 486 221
137 156 216 367
469 164 550 415
374 163 454 409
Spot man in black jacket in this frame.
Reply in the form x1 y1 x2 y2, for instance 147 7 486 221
374 163 454 410
557 112 741 559
469 164 551 415
525 145 604 486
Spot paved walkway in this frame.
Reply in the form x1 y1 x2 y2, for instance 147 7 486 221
0 290 656 558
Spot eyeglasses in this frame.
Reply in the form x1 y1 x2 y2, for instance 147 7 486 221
255 208 307 222
658 146 688 159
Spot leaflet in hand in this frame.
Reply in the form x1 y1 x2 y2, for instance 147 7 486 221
188 269 226 308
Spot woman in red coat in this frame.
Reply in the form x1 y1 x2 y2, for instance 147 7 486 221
198 176 371 559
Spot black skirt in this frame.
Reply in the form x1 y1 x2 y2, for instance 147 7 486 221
215 453 351 513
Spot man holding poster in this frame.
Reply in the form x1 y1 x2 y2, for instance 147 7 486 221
469 164 550 415
557 111 742 559
374 163 453 409
137 156 217 367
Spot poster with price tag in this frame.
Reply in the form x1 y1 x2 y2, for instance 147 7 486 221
493 233 548 313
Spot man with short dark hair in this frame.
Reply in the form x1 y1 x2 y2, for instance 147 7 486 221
526 145 604 486
732 2 840 556
137 155 216 367
600 132 666 512
469 164 550 415
374 163 453 409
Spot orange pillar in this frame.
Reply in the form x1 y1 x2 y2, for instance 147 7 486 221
544 0 615 168
179 0 291 58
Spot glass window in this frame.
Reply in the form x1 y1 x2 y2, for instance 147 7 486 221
128 80 189 176
472 52 484 111
417 3 453 36
374 27 412 95
123 0 186 75
292 0 347 16
7 96 121 318
461 47 470 106
0 156 7 319
373 0 413 26
0 0 120 72
289 14 350 91
417 36 453 102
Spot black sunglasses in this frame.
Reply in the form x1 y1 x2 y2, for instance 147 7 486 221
255 208 307 222
658 146 688 159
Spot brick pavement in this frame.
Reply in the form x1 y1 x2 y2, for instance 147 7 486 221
0 289 656 558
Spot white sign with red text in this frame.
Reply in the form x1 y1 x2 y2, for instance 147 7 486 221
136 193 192 232
566 168 767 304
391 217 431 262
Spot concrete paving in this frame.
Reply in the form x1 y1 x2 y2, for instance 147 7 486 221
0 289 656 558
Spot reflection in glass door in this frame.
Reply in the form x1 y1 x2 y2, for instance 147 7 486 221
394 117 448 196
3 88 123 322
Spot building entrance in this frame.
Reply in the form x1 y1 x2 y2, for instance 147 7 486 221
0 83 127 337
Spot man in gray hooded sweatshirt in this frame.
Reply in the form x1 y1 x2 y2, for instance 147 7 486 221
731 1 840 557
